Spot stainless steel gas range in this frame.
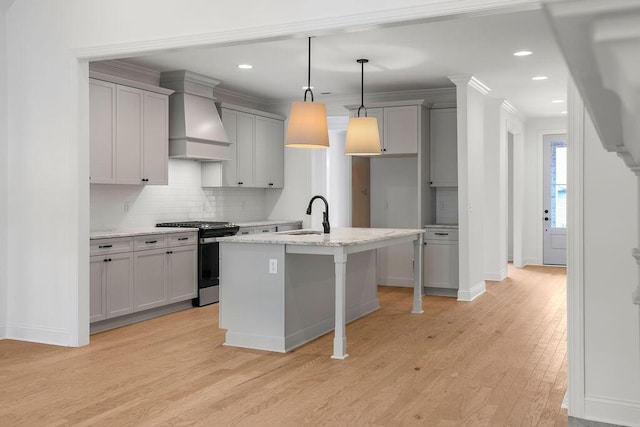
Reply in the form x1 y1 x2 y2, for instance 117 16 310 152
156 221 239 306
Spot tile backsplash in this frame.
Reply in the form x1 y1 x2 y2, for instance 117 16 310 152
90 160 267 231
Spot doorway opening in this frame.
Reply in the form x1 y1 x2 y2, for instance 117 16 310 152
542 133 567 265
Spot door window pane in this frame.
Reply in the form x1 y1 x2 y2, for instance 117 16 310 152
550 142 567 228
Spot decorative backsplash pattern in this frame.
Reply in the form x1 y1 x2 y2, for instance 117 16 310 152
90 160 267 231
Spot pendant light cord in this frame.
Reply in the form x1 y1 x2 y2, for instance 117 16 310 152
357 59 369 118
304 37 314 102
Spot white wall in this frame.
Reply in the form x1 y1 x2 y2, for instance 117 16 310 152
521 117 566 265
91 160 269 230
581 113 640 424
453 77 487 301
483 99 508 281
0 1 10 338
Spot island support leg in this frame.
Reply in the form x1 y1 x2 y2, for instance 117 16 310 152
331 250 348 359
412 234 424 314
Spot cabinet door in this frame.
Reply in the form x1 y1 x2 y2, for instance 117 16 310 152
89 80 116 184
236 112 255 187
90 255 107 322
254 116 285 189
383 106 418 155
254 115 270 187
366 107 384 151
105 252 134 318
134 248 167 311
167 245 197 303
430 108 458 186
220 108 238 187
116 85 144 184
142 91 168 185
423 241 458 289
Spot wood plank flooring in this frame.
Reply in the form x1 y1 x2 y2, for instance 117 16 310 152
0 264 568 426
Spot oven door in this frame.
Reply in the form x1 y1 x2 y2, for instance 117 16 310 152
197 237 220 305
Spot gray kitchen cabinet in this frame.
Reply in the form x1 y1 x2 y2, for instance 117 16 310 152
347 102 423 156
89 79 117 184
134 247 168 311
255 115 285 188
142 91 169 185
89 77 170 186
383 105 419 155
90 232 197 329
134 232 197 311
90 251 135 320
116 85 144 185
167 245 198 303
430 108 458 187
201 104 285 188
423 228 459 295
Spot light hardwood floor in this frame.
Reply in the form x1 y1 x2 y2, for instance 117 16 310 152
0 265 567 426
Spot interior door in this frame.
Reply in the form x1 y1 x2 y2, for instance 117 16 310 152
543 134 567 265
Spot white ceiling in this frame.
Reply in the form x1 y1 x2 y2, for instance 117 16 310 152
121 9 568 119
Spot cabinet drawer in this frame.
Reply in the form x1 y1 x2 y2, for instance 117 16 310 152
425 229 458 241
134 234 168 251
167 232 198 247
90 237 133 256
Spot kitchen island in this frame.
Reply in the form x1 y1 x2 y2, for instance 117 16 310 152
218 227 425 359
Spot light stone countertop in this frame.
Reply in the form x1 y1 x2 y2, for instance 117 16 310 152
234 219 303 228
90 227 198 240
218 227 424 247
424 224 459 229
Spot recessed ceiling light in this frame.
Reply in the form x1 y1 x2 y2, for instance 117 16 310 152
561 111 568 115
514 50 533 57
532 76 548 81
238 64 253 69
552 99 565 104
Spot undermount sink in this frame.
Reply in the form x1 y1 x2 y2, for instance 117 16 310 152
280 230 323 236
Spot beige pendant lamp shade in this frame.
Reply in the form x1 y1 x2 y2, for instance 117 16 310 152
345 59 381 156
285 37 329 148
286 101 329 148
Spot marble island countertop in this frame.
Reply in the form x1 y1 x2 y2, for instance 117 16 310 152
234 219 303 228
218 227 425 247
90 227 198 240
424 224 458 229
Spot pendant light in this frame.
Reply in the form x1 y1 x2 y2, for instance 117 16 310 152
285 37 329 148
345 59 381 156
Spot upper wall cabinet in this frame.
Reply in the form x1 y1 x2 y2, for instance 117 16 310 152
201 104 285 188
89 77 171 185
430 108 458 187
347 100 425 156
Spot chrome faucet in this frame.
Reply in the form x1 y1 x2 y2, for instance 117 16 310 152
306 195 330 234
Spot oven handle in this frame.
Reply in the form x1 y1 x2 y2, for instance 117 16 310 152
200 237 222 244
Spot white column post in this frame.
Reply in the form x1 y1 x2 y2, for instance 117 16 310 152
412 234 424 314
331 249 348 359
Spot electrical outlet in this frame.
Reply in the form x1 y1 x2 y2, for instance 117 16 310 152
269 259 278 274
124 201 130 213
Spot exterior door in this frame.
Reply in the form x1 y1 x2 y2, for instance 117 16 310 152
543 134 567 265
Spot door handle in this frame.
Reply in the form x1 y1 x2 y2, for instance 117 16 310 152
544 217 549 221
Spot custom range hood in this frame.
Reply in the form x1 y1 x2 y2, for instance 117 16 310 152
160 70 230 160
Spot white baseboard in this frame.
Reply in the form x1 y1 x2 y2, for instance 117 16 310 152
485 268 507 281
457 281 486 301
584 395 640 427
225 299 381 353
6 323 71 346
378 277 414 287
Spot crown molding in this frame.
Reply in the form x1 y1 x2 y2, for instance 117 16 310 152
89 60 161 86
448 75 491 95
501 100 518 114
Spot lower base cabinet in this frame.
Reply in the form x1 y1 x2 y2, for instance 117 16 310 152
90 252 134 322
90 232 197 323
423 228 459 293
